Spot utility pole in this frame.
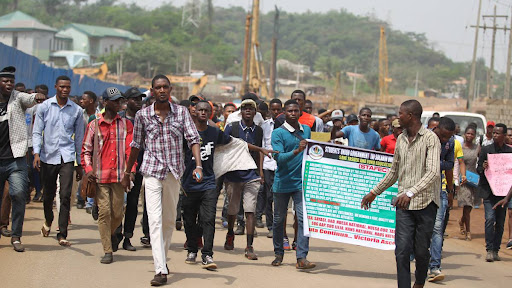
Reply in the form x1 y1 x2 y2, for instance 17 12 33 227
270 6 279 98
414 71 419 97
188 53 192 74
506 7 512 99
241 14 251 96
468 0 482 108
352 67 357 98
249 0 260 88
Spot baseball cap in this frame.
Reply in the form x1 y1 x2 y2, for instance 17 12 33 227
124 87 144 99
240 99 257 109
242 92 259 102
392 119 401 128
102 87 124 101
487 121 496 127
346 114 358 124
331 110 344 120
0 66 15 78
189 95 204 102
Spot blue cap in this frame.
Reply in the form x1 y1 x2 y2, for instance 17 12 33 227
102 87 124 101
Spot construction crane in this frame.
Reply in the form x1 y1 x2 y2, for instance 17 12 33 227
73 62 108 81
378 25 392 104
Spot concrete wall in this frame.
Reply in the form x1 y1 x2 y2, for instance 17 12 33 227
32 31 54 61
59 27 89 54
98 37 130 55
486 99 512 127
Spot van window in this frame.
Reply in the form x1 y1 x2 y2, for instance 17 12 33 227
443 115 485 137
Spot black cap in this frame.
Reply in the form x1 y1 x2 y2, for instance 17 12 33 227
125 87 144 99
242 92 258 102
102 87 124 101
189 95 204 102
0 66 15 78
346 114 358 124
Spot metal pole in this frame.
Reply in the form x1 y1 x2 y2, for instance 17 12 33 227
249 0 260 88
506 7 512 99
468 0 482 107
270 6 279 98
241 14 251 96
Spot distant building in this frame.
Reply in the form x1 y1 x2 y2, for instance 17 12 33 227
58 23 142 59
0 11 57 61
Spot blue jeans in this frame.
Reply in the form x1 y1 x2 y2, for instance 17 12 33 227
0 158 29 238
429 189 448 270
484 197 507 252
272 190 309 259
85 197 95 208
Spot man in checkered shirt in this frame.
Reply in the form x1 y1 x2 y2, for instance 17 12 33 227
122 74 203 287
0 66 45 252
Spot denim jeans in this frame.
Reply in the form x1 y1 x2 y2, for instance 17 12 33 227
182 188 219 256
429 190 448 270
395 202 437 287
0 157 29 238
484 197 507 252
272 190 309 259
256 170 274 230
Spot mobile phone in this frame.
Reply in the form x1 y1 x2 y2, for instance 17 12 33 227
391 196 398 206
194 171 201 180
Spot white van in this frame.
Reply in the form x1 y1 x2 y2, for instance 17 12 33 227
421 111 487 137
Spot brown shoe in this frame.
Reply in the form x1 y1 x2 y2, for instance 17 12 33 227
11 238 25 252
271 254 283 266
296 258 316 269
244 246 258 260
150 273 167 286
41 222 50 237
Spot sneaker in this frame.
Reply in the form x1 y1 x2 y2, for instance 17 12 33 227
296 258 316 269
76 201 85 209
176 220 183 231
486 251 494 262
256 219 264 228
427 268 445 282
222 221 228 228
185 252 197 264
202 255 217 270
123 238 136 251
292 240 297 250
85 207 92 214
267 230 273 238
271 254 283 266
283 238 291 251
0 227 12 237
506 239 512 250
234 225 245 235
224 233 234 250
493 251 501 261
245 246 258 260
150 273 167 286
100 253 113 264
11 238 25 252
140 236 151 248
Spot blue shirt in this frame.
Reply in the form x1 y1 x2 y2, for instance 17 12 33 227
33 97 85 165
272 122 311 193
223 121 260 183
341 125 381 150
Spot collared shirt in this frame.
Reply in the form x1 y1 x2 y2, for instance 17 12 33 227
33 96 84 165
373 126 441 210
130 102 200 180
380 134 398 154
1 90 36 159
81 113 135 184
262 118 277 171
477 142 512 200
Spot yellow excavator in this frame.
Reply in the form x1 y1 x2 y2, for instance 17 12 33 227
73 63 108 81
166 75 208 95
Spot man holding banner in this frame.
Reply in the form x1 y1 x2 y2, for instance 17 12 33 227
362 100 441 288
270 99 315 269
477 123 512 262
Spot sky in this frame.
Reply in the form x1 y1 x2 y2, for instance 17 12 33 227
120 0 512 72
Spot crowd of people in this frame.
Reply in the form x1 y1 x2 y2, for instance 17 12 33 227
1 65 511 288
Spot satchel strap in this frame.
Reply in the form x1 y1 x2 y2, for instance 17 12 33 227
92 118 99 174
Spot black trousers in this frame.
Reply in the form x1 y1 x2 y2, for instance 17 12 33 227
182 189 218 257
122 172 143 238
256 169 274 230
395 201 437 287
41 161 74 239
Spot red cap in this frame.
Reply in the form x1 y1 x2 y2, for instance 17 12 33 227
487 121 496 127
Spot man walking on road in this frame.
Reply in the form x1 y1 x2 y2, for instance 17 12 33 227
362 100 441 288
331 107 381 151
270 99 315 269
0 66 45 252
122 75 202 286
82 87 135 264
33 75 85 247
477 123 512 262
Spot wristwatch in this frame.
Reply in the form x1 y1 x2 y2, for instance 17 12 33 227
405 191 414 198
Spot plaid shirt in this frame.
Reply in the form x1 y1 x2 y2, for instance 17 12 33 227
131 102 200 180
81 113 135 183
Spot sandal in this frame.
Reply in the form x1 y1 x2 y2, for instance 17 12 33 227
466 232 472 241
458 220 465 235
271 255 283 266
58 237 71 247
41 223 50 237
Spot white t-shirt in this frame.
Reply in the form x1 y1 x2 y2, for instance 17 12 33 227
226 110 265 126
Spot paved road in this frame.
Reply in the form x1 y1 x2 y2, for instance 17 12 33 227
0 197 510 288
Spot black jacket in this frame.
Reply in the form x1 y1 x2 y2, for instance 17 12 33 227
477 142 512 200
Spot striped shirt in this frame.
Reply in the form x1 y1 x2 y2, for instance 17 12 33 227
130 102 200 180
373 126 441 210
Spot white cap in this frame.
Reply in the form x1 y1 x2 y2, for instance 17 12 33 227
331 109 344 120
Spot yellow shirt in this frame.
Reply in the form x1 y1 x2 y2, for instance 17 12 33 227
442 139 463 190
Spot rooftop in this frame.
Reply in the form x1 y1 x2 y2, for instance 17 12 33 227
61 23 142 41
0 11 57 32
